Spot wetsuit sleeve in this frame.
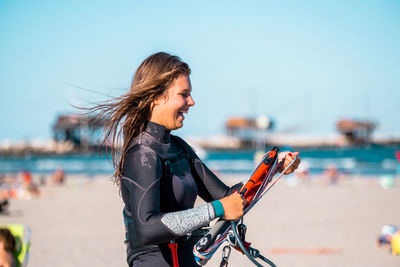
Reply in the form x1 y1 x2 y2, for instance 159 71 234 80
122 145 217 245
190 152 243 202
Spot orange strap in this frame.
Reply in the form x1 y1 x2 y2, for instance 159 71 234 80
240 149 278 205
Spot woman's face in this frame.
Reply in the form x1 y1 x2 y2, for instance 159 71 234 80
150 75 195 130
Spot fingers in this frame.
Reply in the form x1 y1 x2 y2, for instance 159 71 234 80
234 192 247 207
242 194 247 207
220 192 246 220
238 192 247 207
290 157 301 170
285 159 300 174
283 152 301 174
276 151 302 174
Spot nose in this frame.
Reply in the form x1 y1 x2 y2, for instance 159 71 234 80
187 95 195 107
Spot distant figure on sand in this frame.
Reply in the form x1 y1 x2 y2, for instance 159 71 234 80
89 52 301 266
0 228 16 267
10 170 41 199
21 171 41 198
287 163 310 187
51 168 66 185
0 175 10 214
377 224 400 255
324 165 340 185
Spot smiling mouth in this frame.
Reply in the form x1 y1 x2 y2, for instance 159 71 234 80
178 110 188 119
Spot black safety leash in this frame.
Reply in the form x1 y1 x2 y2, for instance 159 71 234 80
229 220 277 267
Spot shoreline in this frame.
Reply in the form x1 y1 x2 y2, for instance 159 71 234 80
0 138 399 157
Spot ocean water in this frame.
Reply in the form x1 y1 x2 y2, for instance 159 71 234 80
0 145 399 177
206 145 400 177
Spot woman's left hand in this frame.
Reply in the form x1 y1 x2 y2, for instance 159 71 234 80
277 151 301 175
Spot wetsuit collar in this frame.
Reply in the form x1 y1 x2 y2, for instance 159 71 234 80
145 121 171 144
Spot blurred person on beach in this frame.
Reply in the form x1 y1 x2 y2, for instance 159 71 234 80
50 168 65 185
21 171 31 185
0 228 16 267
377 224 400 255
89 52 300 267
0 175 10 214
21 171 40 199
6 171 41 200
323 165 340 185
286 162 310 187
0 196 9 215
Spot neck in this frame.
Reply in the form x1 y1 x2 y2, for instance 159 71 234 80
145 121 171 144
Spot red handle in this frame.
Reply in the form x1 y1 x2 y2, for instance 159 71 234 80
168 241 179 267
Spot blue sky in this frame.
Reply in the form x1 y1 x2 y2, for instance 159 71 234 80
1 0 399 141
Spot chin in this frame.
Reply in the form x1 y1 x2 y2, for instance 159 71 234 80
175 121 184 129
168 124 183 131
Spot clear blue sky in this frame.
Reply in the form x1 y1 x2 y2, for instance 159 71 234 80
1 0 399 141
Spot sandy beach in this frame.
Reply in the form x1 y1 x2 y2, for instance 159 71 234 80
0 174 399 267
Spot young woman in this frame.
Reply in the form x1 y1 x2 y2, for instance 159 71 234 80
94 52 300 266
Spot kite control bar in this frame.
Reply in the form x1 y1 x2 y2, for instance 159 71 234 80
194 147 282 266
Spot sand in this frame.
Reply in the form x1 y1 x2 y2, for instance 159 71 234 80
0 175 399 267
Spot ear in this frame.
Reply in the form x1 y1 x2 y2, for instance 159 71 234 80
153 93 167 106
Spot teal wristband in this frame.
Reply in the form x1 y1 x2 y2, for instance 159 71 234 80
211 200 225 218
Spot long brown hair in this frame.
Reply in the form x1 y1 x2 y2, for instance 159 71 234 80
91 52 191 186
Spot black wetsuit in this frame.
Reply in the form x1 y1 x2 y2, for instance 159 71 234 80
121 122 242 267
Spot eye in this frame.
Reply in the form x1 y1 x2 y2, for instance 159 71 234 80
180 91 190 97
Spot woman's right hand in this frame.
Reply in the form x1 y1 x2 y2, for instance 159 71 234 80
219 192 246 220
